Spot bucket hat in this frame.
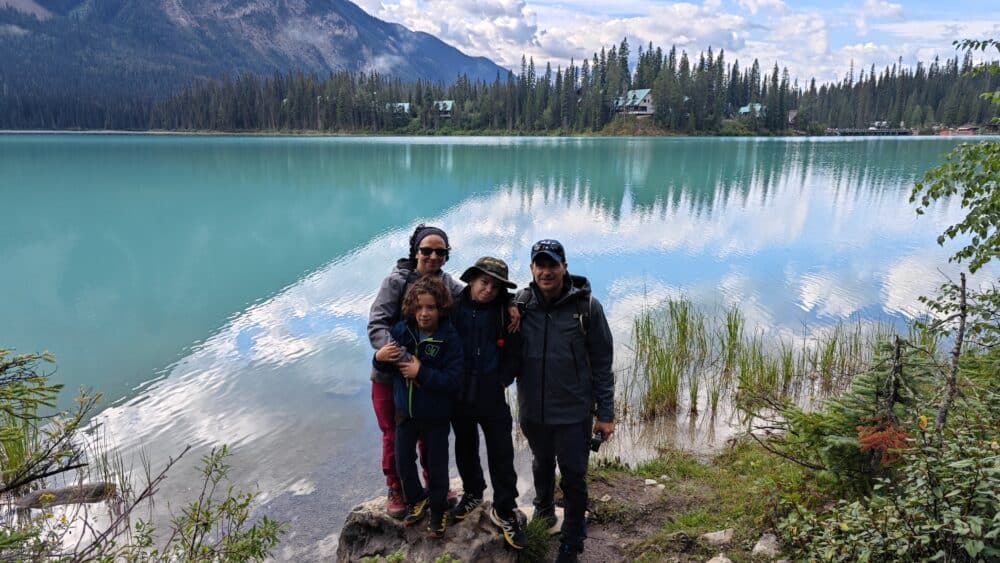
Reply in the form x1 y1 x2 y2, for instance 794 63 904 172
460 256 517 289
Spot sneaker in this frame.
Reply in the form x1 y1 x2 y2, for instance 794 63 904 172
386 486 406 519
555 542 581 563
426 508 448 539
531 503 558 530
450 494 482 521
490 507 528 550
402 497 428 526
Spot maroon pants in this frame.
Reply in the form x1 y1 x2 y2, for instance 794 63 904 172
371 381 428 488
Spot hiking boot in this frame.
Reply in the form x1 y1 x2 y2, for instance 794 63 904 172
531 503 558 530
450 494 482 521
386 486 406 519
402 497 428 526
490 507 528 550
426 508 448 539
554 542 581 563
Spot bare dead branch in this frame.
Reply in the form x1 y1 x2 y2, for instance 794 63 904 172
935 272 966 446
69 445 192 563
748 431 826 471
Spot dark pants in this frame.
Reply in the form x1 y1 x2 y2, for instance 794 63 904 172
371 381 428 489
452 404 518 516
521 418 591 550
395 417 450 513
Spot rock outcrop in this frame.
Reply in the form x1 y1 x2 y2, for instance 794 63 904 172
752 532 783 558
699 528 735 547
337 497 535 563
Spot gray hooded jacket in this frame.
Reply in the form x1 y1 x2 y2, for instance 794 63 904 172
514 274 614 425
368 258 465 384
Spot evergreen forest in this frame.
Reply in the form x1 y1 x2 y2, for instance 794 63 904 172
2 38 998 133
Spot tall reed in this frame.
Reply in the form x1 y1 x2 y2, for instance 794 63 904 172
629 299 897 421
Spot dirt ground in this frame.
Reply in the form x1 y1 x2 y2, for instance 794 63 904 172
538 472 715 563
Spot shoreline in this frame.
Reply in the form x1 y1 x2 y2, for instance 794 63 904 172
1 129 991 139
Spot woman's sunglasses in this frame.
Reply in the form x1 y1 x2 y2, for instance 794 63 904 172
418 247 449 257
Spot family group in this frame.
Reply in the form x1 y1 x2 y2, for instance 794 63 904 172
367 225 616 563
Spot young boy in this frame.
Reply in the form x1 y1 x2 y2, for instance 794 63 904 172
373 276 462 539
449 257 527 549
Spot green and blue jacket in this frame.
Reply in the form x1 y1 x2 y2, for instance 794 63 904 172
372 317 462 422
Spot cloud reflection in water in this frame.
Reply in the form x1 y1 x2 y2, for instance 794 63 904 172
90 137 997 558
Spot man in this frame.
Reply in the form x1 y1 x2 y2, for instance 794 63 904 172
515 239 615 563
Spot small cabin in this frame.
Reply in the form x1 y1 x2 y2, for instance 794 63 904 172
614 89 655 116
739 103 766 118
939 124 979 136
433 100 454 118
386 102 411 114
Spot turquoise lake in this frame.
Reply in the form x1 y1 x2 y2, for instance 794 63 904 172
2 134 997 557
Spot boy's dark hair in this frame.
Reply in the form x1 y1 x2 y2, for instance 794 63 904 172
401 276 453 318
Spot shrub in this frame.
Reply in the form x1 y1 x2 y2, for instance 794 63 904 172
780 411 999 561
0 350 285 561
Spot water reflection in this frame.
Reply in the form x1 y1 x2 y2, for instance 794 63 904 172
81 139 999 558
3 135 997 559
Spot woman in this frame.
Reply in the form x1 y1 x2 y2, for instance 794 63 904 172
368 224 464 518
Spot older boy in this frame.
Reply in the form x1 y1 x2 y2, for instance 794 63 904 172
449 256 527 549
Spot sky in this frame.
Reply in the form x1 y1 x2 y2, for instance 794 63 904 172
352 0 1000 85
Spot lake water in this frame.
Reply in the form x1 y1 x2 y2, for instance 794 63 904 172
1 134 997 558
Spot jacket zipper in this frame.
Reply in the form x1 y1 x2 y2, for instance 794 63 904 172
572 341 579 383
541 311 550 424
406 327 418 418
473 309 480 363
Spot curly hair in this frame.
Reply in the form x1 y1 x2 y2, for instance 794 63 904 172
401 275 453 319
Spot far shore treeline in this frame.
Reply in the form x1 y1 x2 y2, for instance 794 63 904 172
2 39 999 133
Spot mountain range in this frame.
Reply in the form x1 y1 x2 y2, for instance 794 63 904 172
0 0 508 100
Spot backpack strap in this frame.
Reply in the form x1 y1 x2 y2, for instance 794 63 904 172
574 295 592 338
515 287 531 304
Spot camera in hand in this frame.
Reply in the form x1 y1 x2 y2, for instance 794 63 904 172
589 430 605 452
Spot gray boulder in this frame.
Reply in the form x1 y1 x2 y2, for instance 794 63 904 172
699 528 735 547
336 497 520 562
751 533 782 558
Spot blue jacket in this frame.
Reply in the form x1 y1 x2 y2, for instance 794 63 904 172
367 258 465 384
450 288 520 415
372 317 462 422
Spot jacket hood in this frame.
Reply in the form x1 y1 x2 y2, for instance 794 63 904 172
528 274 591 306
394 258 417 275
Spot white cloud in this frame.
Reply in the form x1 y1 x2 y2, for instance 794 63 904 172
771 12 829 55
0 0 51 20
738 0 785 16
872 19 1000 42
0 23 28 37
347 1 1000 87
855 0 904 36
358 0 539 68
